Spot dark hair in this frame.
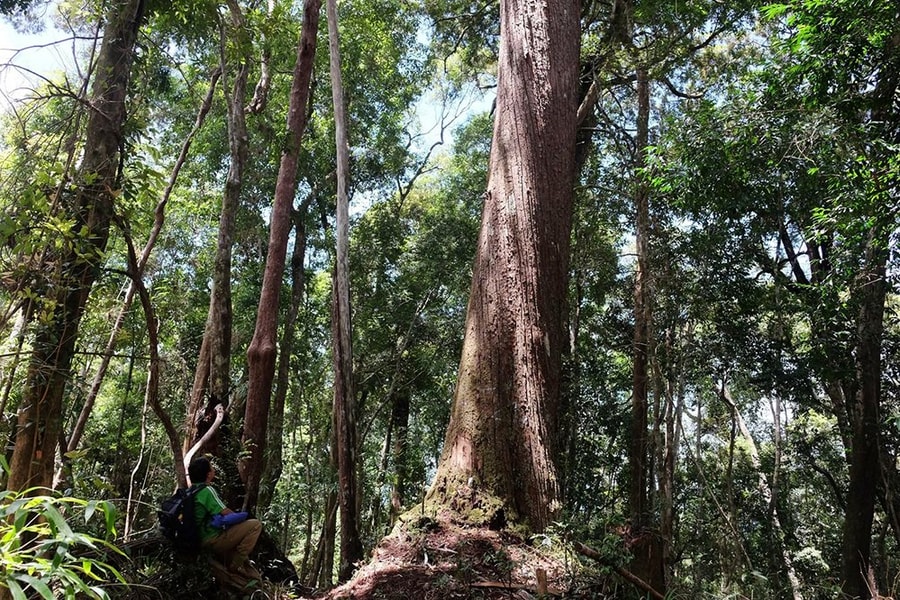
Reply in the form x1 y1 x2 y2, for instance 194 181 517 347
188 457 212 485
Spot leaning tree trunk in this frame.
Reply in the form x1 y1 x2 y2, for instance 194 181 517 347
720 383 803 600
426 0 580 533
241 0 321 512
6 0 146 493
58 69 220 491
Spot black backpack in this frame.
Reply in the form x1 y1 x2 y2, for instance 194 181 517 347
158 484 205 553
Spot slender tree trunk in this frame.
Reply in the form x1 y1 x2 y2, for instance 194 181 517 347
247 0 276 114
242 0 321 512
184 5 249 454
426 0 580 533
626 66 665 595
259 205 310 511
112 350 135 494
325 0 363 580
370 417 393 534
0 306 29 470
380 293 432 524
389 389 410 523
311 489 338 589
720 384 803 600
841 232 887 600
6 0 146 493
659 325 686 576
629 67 651 527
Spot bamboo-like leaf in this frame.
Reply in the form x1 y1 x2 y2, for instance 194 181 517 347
12 573 54 599
7 579 27 600
90 586 111 600
41 503 74 539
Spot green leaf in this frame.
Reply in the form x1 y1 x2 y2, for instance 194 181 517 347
62 449 90 461
7 579 27 600
761 3 790 19
84 501 96 523
41 504 74 539
12 574 54 599
101 501 117 537
52 544 66 569
12 510 27 536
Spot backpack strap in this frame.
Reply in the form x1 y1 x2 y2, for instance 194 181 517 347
187 483 210 524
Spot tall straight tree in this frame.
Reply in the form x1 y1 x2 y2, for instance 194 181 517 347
628 65 667 594
241 0 321 513
426 0 580 532
326 0 363 580
6 0 146 492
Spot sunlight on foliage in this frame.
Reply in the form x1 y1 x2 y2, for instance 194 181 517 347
0 484 126 599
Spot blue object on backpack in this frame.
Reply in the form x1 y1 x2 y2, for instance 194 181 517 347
211 511 249 529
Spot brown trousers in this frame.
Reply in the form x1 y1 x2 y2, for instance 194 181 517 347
203 518 262 568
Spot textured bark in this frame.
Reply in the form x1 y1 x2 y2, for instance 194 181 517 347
241 0 320 512
6 0 146 493
427 0 580 532
325 0 363 580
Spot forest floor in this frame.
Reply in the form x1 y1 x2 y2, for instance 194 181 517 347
300 515 616 600
125 515 633 599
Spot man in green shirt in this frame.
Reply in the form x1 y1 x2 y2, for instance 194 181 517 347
188 457 262 583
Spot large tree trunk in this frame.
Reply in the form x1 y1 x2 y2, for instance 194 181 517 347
326 0 363 579
426 0 580 533
841 26 899 598
6 0 146 493
241 0 321 512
